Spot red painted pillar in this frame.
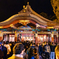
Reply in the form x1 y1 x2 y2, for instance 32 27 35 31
54 35 57 43
43 35 44 42
46 35 48 42
15 31 17 42
35 34 38 45
0 31 3 42
21 34 24 42
57 35 58 43
51 33 54 43
58 31 59 43
15 37 17 42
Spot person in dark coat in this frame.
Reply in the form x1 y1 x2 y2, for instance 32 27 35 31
50 42 56 59
38 43 43 55
0 49 4 59
2 44 7 59
0 42 7 59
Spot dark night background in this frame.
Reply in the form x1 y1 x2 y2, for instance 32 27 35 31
0 0 57 22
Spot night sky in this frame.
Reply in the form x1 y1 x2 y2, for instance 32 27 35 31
0 0 56 22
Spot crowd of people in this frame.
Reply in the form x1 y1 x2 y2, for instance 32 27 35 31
0 41 58 59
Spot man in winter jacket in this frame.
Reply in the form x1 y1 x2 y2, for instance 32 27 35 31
44 43 50 59
8 43 28 59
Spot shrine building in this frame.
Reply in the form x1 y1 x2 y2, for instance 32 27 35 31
0 2 59 43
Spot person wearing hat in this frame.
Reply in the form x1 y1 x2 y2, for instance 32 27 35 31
8 43 28 59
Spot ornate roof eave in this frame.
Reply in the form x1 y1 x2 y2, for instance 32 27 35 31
25 5 54 23
0 3 56 27
25 5 57 27
0 13 47 26
54 23 59 28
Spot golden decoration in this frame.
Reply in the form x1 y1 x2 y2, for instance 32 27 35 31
47 27 54 29
27 2 29 5
0 26 3 28
0 31 1 33
19 20 30 25
10 24 13 27
23 5 25 9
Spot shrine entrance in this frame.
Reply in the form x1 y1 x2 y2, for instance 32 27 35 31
18 33 35 42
